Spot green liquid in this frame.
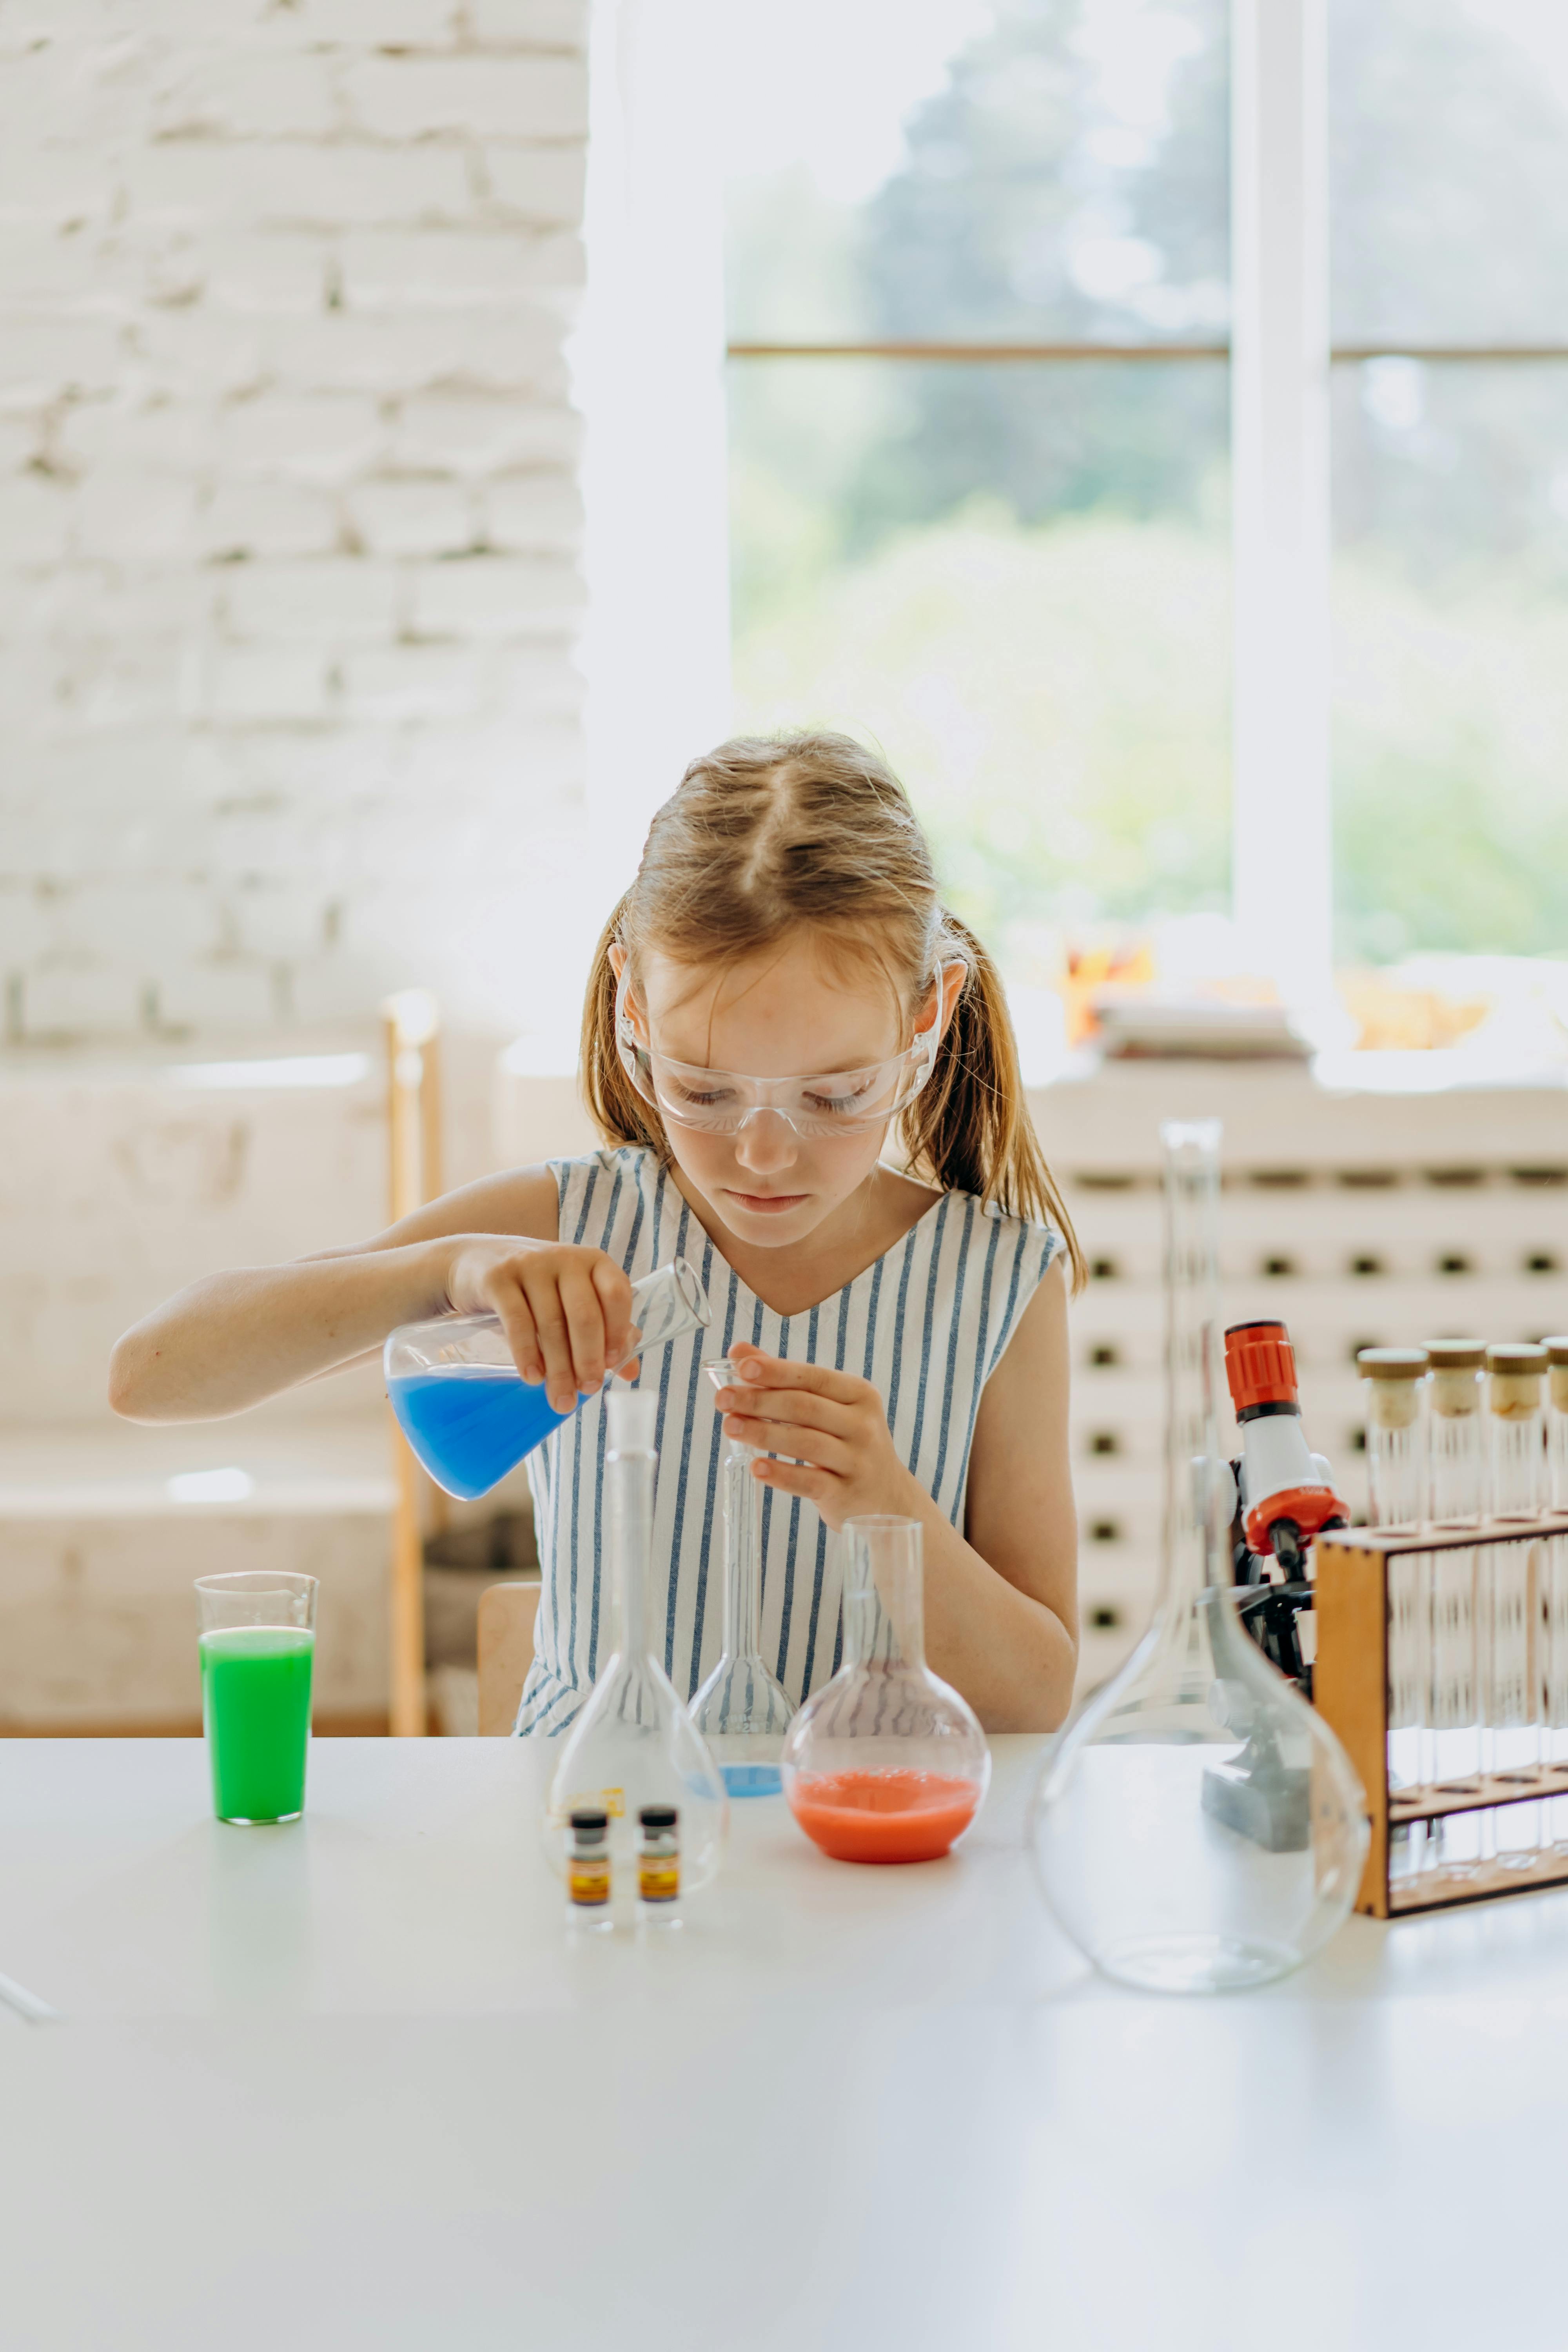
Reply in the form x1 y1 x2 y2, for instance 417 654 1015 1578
200 1626 314 1823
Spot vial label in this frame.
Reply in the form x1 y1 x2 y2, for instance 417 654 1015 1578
638 1859 680 1904
568 1858 610 1908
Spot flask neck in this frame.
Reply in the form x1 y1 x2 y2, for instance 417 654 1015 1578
721 1441 762 1661
607 1443 657 1662
841 1520 927 1674
1160 1122 1229 1610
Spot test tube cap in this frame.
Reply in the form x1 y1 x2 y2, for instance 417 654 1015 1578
1486 1342 1548 1375
1358 1347 1429 1380
607 1387 657 1452
1546 1336 1568 1367
1424 1338 1485 1370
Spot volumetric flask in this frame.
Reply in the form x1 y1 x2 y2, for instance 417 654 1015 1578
543 1390 728 1894
781 1516 989 1863
1030 1120 1368 1993
384 1256 709 1500
691 1359 797 1797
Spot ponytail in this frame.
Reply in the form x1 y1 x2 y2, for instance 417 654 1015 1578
579 895 666 1158
904 915 1086 1293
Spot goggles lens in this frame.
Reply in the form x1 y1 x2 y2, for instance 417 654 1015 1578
625 1042 931 1136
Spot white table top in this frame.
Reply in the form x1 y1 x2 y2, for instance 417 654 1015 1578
4 1733 1568 2350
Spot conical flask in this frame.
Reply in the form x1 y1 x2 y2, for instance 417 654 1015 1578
691 1359 797 1798
543 1390 728 1893
1030 1120 1368 1993
385 1257 709 1501
781 1516 990 1862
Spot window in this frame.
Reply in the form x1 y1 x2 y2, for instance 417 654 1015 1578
1330 0 1568 965
719 0 1568 1034
721 0 1231 1033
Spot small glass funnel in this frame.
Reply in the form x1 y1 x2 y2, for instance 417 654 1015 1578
1030 1120 1368 1993
780 1516 990 1862
691 1359 797 1797
385 1256 709 1500
543 1389 728 1894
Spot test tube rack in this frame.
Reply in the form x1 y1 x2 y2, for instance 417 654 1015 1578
1315 1513 1568 1919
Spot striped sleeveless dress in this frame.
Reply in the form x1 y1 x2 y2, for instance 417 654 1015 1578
513 1145 1059 1735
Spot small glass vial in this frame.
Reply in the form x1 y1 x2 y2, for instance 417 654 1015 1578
1485 1343 1548 1867
635 1804 682 1930
565 1805 614 1933
1423 1341 1485 1879
1359 1348 1429 1888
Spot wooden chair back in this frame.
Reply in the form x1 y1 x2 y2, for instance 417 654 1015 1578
384 989 443 1737
477 1581 541 1735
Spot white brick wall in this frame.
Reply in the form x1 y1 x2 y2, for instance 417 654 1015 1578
0 0 590 1050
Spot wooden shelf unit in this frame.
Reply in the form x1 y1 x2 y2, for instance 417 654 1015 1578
1315 1514 1568 1918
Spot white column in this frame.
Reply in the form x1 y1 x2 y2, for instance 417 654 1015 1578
576 0 733 858
1230 0 1332 1007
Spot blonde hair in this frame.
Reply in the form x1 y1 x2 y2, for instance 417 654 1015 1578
580 730 1085 1290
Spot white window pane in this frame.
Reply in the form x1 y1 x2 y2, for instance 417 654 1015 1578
1331 0 1568 344
724 0 1229 344
1332 361 1568 959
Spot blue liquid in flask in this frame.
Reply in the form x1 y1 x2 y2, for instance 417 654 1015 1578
387 1367 570 1500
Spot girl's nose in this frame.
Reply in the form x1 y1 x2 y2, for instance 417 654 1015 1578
733 1106 798 1174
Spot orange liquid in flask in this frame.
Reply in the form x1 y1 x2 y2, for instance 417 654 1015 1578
786 1768 980 1863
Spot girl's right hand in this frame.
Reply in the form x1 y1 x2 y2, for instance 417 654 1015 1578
443 1238 637 1414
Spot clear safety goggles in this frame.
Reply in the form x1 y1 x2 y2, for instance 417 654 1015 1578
615 967 957 1138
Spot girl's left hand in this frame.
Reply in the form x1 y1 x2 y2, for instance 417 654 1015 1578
711 1341 922 1533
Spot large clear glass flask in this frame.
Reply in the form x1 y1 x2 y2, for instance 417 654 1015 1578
780 1516 990 1863
385 1257 709 1499
690 1359 797 1797
1030 1120 1368 1993
543 1390 728 1893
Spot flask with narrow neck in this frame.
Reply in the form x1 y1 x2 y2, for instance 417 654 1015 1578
1031 1119 1368 1993
385 1257 709 1500
691 1359 796 1797
780 1516 989 1863
543 1390 727 1893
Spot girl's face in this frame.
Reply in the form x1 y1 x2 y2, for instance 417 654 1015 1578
624 933 943 1251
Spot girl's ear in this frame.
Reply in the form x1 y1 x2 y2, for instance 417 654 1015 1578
916 957 967 1045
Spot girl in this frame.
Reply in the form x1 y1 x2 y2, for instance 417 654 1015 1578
111 733 1084 1733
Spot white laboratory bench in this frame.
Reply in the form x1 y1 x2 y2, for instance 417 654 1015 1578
4 1733 1568 2350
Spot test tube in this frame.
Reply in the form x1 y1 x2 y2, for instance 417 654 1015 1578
1359 1348 1430 1890
1423 1341 1485 1881
1485 1343 1548 1869
1545 1338 1568 1851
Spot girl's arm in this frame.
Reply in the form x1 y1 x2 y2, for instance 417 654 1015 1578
108 1167 636 1426
712 1255 1078 1733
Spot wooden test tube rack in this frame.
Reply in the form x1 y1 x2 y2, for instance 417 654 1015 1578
1315 1514 1568 1919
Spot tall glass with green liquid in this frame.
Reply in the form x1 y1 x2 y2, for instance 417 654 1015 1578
196 1571 318 1824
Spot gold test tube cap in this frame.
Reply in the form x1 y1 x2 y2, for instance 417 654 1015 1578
1358 1347 1429 1380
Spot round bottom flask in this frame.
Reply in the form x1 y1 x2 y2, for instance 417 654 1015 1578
1030 1122 1368 1992
543 1391 728 1895
782 1516 989 1863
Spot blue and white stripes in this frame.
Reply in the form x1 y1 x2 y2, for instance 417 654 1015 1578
514 1147 1058 1736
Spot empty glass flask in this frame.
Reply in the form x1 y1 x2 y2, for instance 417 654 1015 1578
543 1389 728 1894
1030 1120 1368 1994
384 1257 709 1500
690 1359 797 1797
780 1516 990 1863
